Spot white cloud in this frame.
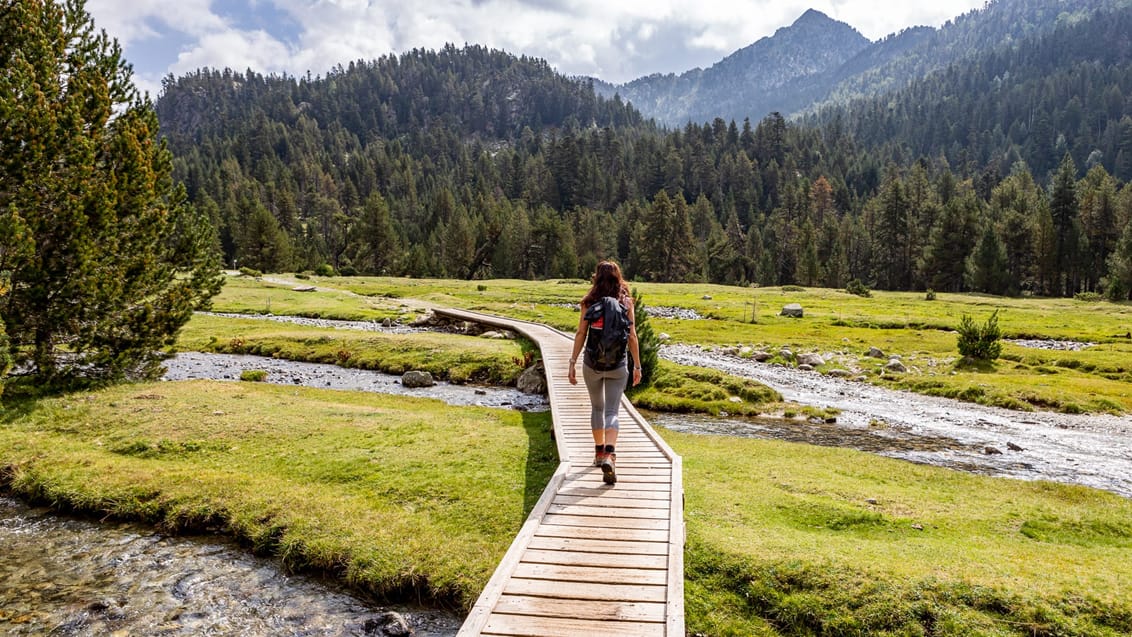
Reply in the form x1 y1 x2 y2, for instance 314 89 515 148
86 0 992 88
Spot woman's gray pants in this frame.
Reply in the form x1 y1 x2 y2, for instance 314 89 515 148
582 363 629 431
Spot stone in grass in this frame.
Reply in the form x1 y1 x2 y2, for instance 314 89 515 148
780 303 804 318
826 369 853 378
797 353 825 367
401 370 435 388
885 359 908 373
866 346 886 358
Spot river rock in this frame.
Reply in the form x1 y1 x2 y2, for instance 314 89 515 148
658 332 671 341
401 370 435 388
480 330 506 339
780 303 804 318
885 359 908 373
778 348 794 361
702 294 713 300
739 346 753 357
363 611 412 636
797 353 825 367
1007 442 1024 452
984 446 1003 455
517 363 547 394
729 396 742 403
827 369 853 378
381 318 394 327
753 351 773 362
797 364 814 371
409 312 437 327
866 346 886 358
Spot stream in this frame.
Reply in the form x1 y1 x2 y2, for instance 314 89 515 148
660 344 1132 498
0 497 460 636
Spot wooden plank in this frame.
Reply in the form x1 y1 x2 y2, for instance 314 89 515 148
507 568 667 592
492 595 665 622
541 513 669 530
556 488 670 504
526 535 667 556
666 454 686 637
482 613 664 637
521 548 667 570
553 494 670 509
511 563 665 588
547 503 670 520
534 523 669 543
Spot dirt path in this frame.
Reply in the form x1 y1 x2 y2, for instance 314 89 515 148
661 344 1132 497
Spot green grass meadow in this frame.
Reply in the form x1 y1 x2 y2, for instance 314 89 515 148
2 273 1132 635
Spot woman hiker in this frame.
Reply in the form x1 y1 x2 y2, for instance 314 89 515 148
567 260 642 485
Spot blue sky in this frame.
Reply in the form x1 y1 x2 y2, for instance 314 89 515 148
85 0 989 99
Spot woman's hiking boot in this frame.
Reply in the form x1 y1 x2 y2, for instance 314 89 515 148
601 453 616 485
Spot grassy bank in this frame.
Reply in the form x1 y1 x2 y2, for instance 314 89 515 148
2 383 1129 634
0 381 557 608
671 429 1132 636
179 313 533 385
241 275 1132 414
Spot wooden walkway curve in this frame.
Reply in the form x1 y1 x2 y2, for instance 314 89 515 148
436 308 685 637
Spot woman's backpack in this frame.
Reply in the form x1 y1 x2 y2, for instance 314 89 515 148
583 296 631 371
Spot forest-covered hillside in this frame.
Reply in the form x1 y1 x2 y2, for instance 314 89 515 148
155 9 1132 300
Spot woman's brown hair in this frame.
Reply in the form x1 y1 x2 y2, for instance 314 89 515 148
581 260 630 307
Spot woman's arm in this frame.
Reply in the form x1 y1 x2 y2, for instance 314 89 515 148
567 303 588 385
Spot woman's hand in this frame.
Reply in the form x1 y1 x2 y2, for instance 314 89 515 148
568 360 577 385
632 367 642 386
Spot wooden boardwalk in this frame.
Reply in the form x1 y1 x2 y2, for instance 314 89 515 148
436 308 685 637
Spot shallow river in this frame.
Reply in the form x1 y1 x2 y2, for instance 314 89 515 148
0 497 460 636
660 344 1132 498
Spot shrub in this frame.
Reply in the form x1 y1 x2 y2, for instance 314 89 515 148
782 285 805 292
314 264 337 277
294 272 311 280
477 284 488 292
1073 291 1104 302
630 287 660 386
845 279 871 297
338 264 358 276
956 310 1003 361
239 370 267 382
925 289 936 301
239 266 263 278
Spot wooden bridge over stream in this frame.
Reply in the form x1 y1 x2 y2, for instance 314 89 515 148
435 308 685 637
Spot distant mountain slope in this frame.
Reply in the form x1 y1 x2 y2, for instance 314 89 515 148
595 9 869 126
602 0 1132 126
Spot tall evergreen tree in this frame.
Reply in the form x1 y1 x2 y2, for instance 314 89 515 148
1049 153 1080 295
966 225 1011 295
0 0 221 383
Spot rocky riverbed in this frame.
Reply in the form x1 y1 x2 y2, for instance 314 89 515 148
0 497 460 636
163 352 549 412
660 344 1132 498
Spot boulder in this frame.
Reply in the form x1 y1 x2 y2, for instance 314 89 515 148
778 348 794 361
866 346 886 358
885 359 908 373
797 364 814 371
739 346 753 357
984 446 1003 455
702 294 713 300
292 285 316 292
381 318 393 328
752 351 773 362
480 330 506 339
827 369 852 378
729 396 743 403
409 312 437 327
1007 442 1024 452
780 303 804 318
362 611 412 636
401 370 435 388
517 363 547 395
797 353 825 367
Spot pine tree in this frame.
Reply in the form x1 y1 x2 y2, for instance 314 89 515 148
1049 153 1079 295
0 0 221 384
352 191 400 275
966 225 1011 295
1106 221 1132 301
